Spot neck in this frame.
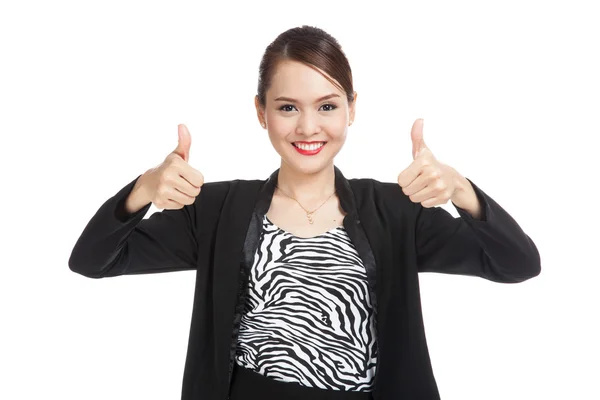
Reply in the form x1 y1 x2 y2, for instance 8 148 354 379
276 160 336 203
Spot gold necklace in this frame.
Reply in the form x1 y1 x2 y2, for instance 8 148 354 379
275 185 336 224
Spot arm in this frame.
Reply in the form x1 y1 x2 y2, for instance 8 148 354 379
68 174 199 278
415 177 541 283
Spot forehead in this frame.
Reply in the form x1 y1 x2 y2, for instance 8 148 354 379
268 60 344 100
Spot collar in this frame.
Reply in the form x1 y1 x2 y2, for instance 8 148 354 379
254 165 358 219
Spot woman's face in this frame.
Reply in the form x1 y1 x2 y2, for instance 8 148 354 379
255 60 356 176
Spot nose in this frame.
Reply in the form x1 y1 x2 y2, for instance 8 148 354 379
295 111 321 136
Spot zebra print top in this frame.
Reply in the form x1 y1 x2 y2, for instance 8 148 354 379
234 214 378 391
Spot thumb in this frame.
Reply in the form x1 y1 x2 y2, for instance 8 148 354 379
411 118 426 159
173 124 192 162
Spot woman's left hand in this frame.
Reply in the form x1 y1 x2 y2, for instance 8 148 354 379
397 119 462 208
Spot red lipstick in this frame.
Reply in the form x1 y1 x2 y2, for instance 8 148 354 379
292 141 326 156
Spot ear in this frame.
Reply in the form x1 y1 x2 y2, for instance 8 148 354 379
255 95 266 128
349 91 357 125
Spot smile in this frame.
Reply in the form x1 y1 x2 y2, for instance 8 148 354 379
292 141 326 155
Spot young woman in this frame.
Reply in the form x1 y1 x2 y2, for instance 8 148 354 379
69 25 541 400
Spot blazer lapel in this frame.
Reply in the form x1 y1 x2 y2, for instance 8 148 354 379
336 168 379 335
212 179 263 389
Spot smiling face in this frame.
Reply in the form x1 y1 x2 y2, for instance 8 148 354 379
255 60 356 176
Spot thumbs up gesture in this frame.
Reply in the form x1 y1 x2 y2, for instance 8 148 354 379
138 124 205 210
397 119 460 208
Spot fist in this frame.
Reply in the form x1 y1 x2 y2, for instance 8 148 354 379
397 119 459 208
142 124 205 210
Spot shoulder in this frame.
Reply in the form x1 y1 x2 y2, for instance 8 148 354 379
348 177 414 213
196 180 231 202
192 179 267 228
200 178 267 190
198 178 266 202
348 177 406 200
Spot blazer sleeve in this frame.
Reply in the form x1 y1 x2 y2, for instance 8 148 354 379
414 177 541 283
68 174 200 278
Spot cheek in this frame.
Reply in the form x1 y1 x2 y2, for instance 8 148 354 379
267 116 293 133
267 128 289 149
325 117 348 139
266 120 288 141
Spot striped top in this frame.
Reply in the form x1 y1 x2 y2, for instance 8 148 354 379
234 214 378 391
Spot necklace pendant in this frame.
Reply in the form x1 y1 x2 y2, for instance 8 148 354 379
307 213 314 224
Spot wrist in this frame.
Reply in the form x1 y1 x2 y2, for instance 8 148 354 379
125 171 152 213
451 167 470 196
450 172 483 220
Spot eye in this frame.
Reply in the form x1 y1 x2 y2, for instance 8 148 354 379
278 103 338 112
279 104 296 112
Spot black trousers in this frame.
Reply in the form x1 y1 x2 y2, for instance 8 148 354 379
229 363 374 400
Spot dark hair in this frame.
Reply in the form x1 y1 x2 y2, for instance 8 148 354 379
257 25 354 108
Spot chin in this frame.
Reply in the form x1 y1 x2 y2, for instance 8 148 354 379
283 152 336 175
290 162 332 175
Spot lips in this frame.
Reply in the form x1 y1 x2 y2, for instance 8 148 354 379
292 142 326 156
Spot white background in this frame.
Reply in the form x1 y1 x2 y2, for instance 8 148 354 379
1 0 598 399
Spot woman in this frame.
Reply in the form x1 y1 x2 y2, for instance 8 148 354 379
69 25 541 400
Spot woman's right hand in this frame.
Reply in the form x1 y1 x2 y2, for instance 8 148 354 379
126 124 204 212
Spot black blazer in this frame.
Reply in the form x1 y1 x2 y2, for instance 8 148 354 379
69 165 541 399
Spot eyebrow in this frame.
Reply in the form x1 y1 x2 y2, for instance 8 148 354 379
274 93 340 103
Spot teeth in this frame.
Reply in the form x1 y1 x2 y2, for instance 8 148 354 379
295 142 324 151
